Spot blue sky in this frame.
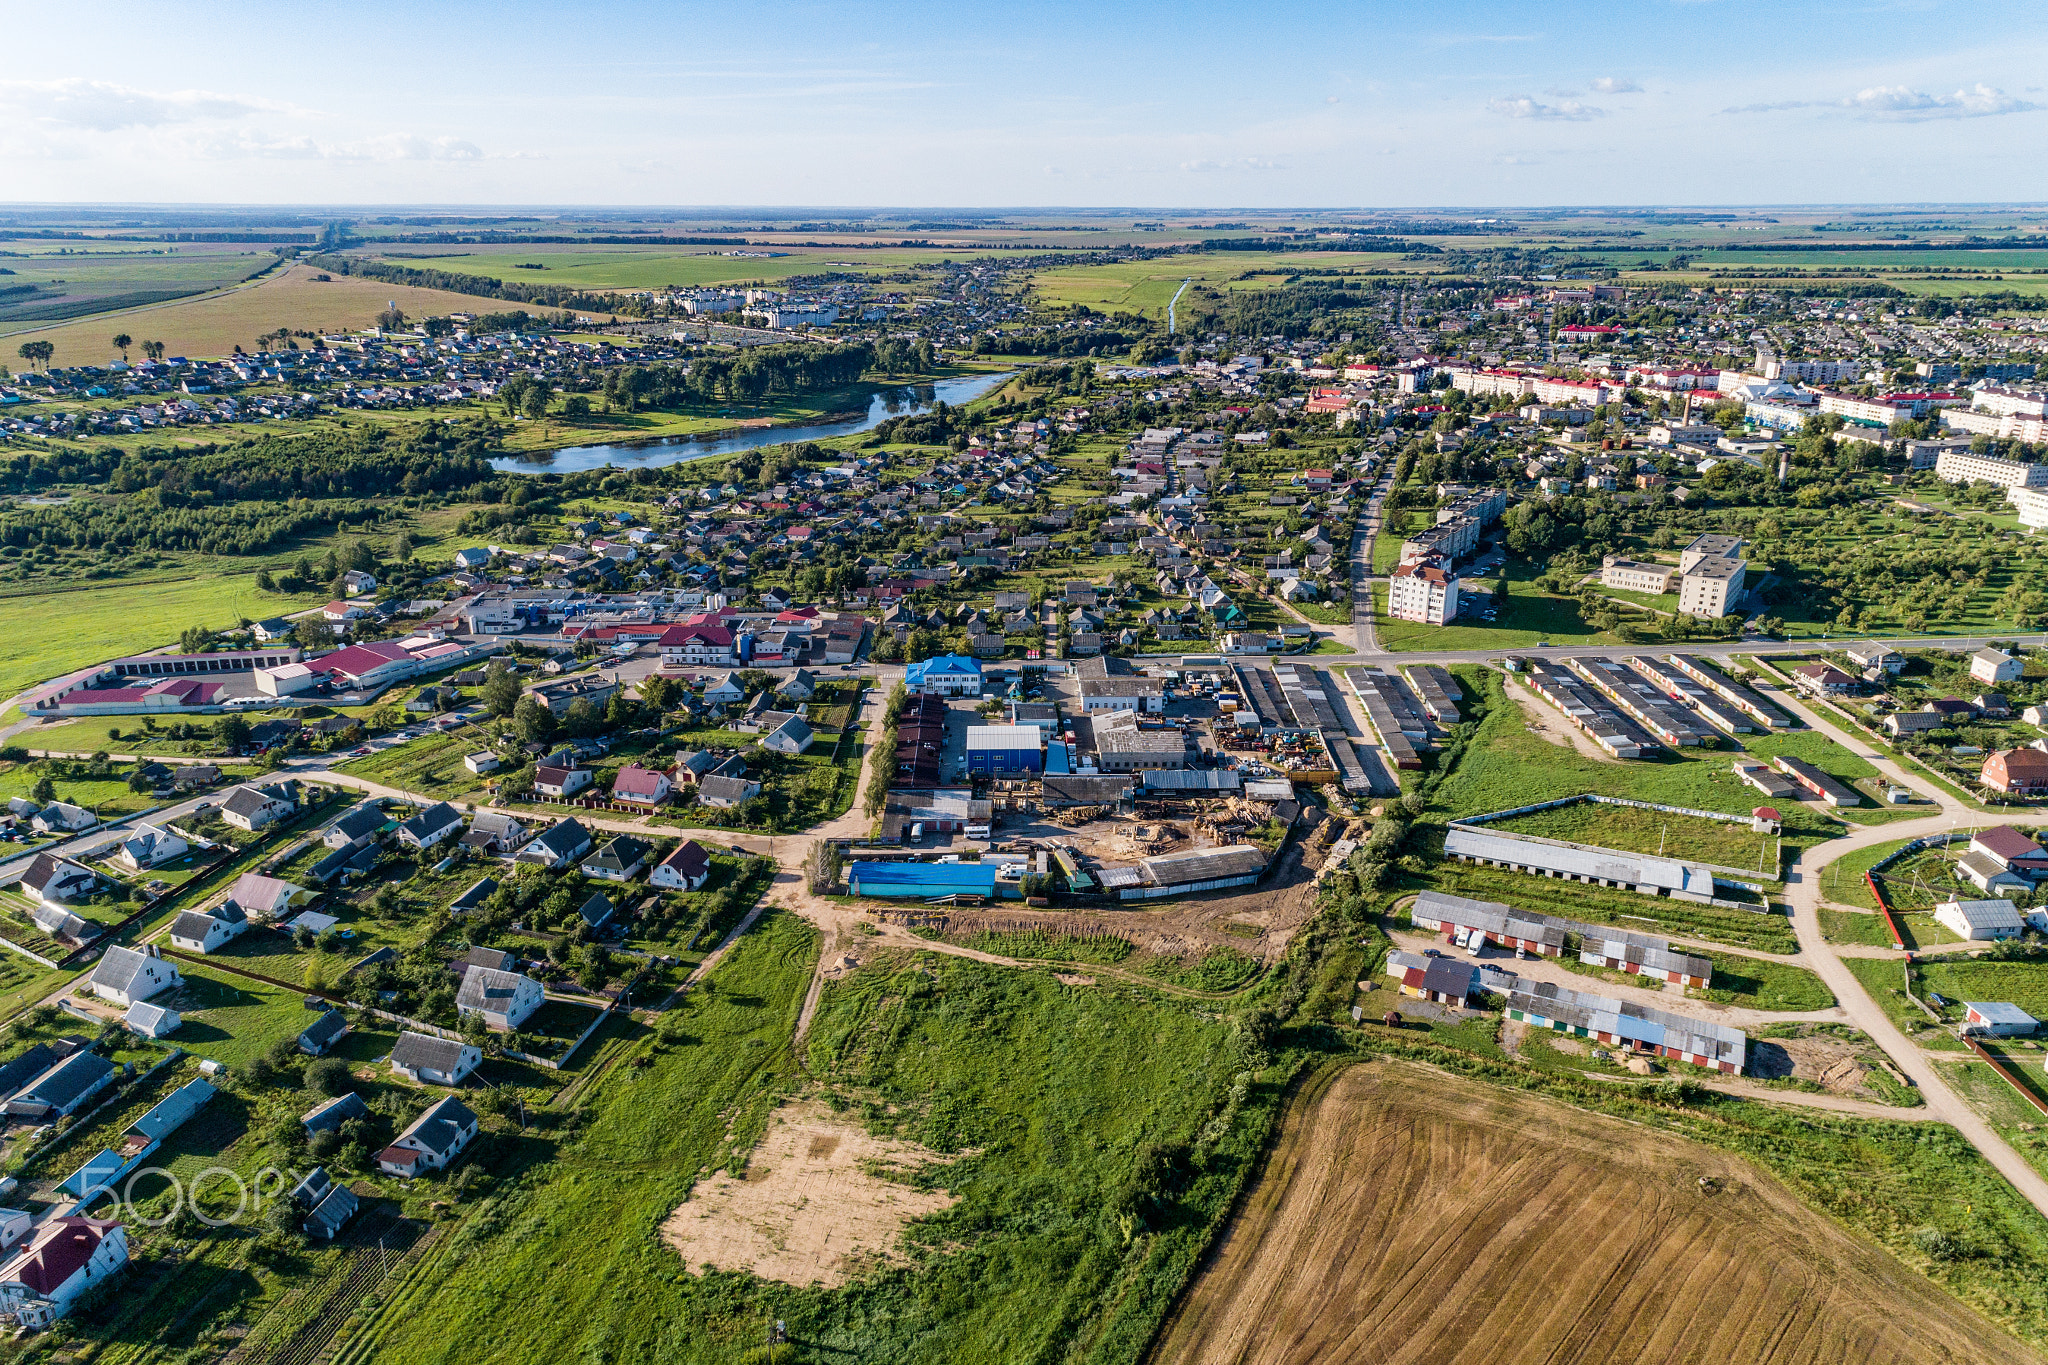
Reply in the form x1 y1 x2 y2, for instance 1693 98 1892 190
4 0 2047 207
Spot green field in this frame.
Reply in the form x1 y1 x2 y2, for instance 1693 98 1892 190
1027 253 1392 318
363 243 1035 292
350 913 1281 1363
0 573 327 700
0 243 277 329
1374 567 1615 652
1687 953 1835 1011
1491 800 1779 875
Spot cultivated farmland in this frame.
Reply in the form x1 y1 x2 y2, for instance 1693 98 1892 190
4 261 531 368
1154 1061 2040 1365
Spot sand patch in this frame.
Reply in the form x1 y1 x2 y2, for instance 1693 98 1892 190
1055 972 1097 986
661 1100 957 1287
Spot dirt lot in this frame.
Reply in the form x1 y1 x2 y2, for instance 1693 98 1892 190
659 1097 956 1288
1151 1060 2037 1365
1746 1023 1912 1101
1505 676 1618 764
888 806 1328 970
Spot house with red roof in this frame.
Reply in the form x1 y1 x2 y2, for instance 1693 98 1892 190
609 764 672 807
0 1216 128 1329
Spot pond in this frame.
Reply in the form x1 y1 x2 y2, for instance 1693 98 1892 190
490 370 1013 474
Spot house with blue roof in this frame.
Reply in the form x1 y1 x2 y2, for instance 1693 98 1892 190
905 655 983 697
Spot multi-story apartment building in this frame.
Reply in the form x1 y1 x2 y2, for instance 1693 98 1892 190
1388 556 1459 625
1934 448 2048 489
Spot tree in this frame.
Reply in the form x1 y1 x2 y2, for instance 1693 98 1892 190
303 1056 351 1097
214 714 251 753
637 673 675 712
560 697 603 738
111 333 132 362
520 385 550 420
375 307 407 332
514 695 556 744
562 395 592 420
30 775 55 804
481 661 522 717
293 619 337 651
16 340 53 371
142 340 165 362
392 534 413 563
255 569 277 592
179 624 214 655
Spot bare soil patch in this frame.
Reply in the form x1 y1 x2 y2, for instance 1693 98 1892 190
660 1099 956 1288
1152 1060 2035 1365
1505 677 1618 764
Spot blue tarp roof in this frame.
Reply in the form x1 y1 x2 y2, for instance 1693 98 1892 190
849 862 998 896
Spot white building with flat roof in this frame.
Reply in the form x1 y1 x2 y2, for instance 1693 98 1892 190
1935 448 2048 489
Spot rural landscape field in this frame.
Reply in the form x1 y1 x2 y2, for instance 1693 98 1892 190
10 0 2048 1358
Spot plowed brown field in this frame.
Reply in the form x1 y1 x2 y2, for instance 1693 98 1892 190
1151 1062 2039 1365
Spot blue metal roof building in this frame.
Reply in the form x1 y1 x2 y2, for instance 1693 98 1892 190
848 861 1005 899
905 655 983 696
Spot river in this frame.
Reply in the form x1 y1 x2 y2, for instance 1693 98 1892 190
489 370 1013 474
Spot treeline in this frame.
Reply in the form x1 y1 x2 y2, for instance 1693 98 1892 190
304 254 627 313
0 426 494 555
1196 236 1442 254
348 233 748 246
976 326 1143 357
1187 283 1374 338
597 341 889 410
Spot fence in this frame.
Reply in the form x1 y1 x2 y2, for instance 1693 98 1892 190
1960 1035 2048 1119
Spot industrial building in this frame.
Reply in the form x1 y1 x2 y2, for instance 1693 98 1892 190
1441 824 1721 900
1665 655 1789 727
1410 889 1712 986
1505 980 1746 1073
965 725 1043 777
1099 844 1268 901
846 861 1008 901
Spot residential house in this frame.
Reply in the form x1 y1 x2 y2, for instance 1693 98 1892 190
779 669 819 701
1934 898 2026 941
650 840 713 892
515 819 594 869
905 654 983 697
5 1052 115 1120
122 1000 180 1039
582 835 651 881
455 967 544 1031
397 801 464 851
29 803 94 836
0 1217 129 1329
221 872 309 922
533 763 593 799
699 673 745 706
86 944 179 1009
169 902 249 955
298 1009 350 1056
388 1031 481 1086
220 781 297 832
376 1095 479 1176
761 715 814 755
609 765 671 807
1983 748 2048 795
449 877 499 914
323 804 389 851
460 811 528 855
698 773 761 809
1971 648 2025 686
1971 826 2048 879
291 1167 359 1241
16 855 97 904
1790 664 1854 698
112 825 187 873
302 1091 370 1135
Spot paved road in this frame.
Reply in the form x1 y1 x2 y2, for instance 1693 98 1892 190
1349 467 1396 653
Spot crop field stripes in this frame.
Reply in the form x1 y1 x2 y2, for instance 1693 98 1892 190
229 1205 434 1365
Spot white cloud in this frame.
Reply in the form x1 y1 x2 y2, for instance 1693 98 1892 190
1589 77 1642 94
1180 156 1288 172
0 78 286 131
1724 82 2042 120
1487 95 1605 121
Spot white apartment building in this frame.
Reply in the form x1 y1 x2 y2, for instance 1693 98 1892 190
1817 392 1907 427
1761 358 1862 384
1972 385 2048 420
1679 534 1743 573
1934 448 2048 489
1388 557 1459 625
1600 557 1675 594
1678 556 1746 619
1942 408 2048 443
2008 486 2048 532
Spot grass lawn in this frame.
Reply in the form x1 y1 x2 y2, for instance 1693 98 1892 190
336 729 493 800
0 573 328 700
168 962 329 1070
1912 955 2048 1026
1687 954 1835 1011
1842 953 1960 1045
1490 800 1781 876
1375 564 1616 653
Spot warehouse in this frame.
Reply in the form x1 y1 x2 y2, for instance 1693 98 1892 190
1441 825 1719 899
1772 753 1861 808
1504 979 1746 1073
1094 726 1187 773
1580 931 1713 989
965 725 1043 777
1040 774 1135 809
1078 677 1166 714
847 861 1005 900
1409 889 1567 958
1114 844 1268 901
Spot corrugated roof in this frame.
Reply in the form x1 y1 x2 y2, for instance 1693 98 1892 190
848 861 998 895
1139 844 1267 885
1442 825 1711 895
